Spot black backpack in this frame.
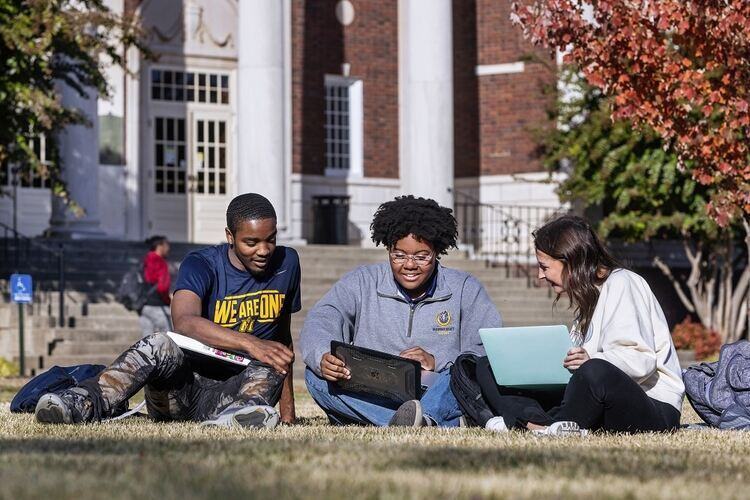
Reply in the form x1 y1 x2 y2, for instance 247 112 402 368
11 364 105 413
449 353 496 427
116 267 156 312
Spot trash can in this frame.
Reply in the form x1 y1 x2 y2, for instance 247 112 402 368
312 195 350 244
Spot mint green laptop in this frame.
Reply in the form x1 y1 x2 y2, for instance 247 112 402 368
479 325 573 389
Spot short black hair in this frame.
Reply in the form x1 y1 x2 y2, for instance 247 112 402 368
145 235 167 251
226 193 277 233
370 195 458 255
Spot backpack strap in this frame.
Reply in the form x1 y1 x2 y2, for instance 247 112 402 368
449 353 496 427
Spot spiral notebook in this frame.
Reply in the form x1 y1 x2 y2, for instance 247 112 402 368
166 331 251 371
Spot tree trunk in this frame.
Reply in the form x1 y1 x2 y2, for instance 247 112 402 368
653 223 750 344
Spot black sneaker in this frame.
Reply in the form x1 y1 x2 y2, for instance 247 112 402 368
389 400 424 427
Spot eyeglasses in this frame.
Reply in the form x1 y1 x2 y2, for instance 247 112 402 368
389 251 434 266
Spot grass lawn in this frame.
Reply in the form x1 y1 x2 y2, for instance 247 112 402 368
1 377 748 500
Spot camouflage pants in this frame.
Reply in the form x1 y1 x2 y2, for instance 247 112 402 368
81 332 284 422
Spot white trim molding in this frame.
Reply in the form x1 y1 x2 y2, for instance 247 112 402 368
475 61 525 76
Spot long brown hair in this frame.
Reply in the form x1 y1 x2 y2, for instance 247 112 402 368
533 215 621 335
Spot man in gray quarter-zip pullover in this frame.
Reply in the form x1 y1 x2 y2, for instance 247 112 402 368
300 196 502 427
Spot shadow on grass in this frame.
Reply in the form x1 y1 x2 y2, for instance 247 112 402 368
388 443 703 480
0 432 737 483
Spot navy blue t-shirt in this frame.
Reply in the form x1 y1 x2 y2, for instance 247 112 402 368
174 244 301 341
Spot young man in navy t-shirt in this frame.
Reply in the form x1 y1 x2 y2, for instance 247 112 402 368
34 193 301 429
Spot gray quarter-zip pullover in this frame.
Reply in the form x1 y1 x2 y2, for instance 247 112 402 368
300 262 502 376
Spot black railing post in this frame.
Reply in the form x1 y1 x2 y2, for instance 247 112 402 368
473 202 479 251
13 229 19 270
2 227 7 269
58 243 65 328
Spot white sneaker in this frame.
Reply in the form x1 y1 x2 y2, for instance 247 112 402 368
35 393 74 424
532 420 588 437
200 405 279 429
485 416 509 433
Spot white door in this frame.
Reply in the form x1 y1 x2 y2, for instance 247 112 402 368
188 111 232 243
148 114 189 241
146 67 234 243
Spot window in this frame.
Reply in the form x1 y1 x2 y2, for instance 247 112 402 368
154 117 187 194
1 135 53 189
151 69 230 105
324 76 363 177
194 119 227 195
99 114 125 165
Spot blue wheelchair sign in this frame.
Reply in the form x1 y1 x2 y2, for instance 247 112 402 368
10 274 33 304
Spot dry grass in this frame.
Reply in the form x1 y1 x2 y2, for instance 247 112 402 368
1 379 748 500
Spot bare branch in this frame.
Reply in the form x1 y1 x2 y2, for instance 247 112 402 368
681 241 710 324
735 297 749 341
653 256 696 313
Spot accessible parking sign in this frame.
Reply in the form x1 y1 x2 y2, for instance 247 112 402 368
10 274 33 304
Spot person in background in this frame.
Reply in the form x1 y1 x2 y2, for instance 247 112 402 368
140 235 172 336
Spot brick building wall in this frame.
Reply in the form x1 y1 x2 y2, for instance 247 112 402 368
454 0 556 178
452 0 480 179
291 0 399 178
292 0 342 176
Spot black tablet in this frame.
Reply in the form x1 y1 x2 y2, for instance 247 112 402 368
331 341 422 405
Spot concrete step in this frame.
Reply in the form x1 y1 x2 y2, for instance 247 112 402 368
43 354 124 368
78 303 137 317
66 316 142 329
54 340 134 356
50 328 141 342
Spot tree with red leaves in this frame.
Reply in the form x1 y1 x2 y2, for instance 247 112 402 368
514 2 750 341
512 0 750 226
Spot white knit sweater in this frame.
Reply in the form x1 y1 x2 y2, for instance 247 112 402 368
581 269 685 411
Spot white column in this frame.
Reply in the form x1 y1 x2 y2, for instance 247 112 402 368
48 83 105 238
399 0 454 208
237 0 290 233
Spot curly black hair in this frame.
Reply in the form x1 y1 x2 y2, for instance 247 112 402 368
370 195 458 256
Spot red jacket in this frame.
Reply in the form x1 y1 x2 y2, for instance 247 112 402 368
143 251 171 305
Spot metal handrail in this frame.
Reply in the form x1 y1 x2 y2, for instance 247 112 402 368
449 187 568 287
1 221 66 327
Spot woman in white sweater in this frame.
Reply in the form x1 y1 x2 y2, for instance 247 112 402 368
485 215 684 434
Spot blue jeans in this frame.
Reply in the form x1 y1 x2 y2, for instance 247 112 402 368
304 367 463 427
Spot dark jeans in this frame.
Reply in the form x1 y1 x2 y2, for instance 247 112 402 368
477 357 681 433
74 332 284 422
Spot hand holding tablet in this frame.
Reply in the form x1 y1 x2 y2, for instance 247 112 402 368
330 341 422 405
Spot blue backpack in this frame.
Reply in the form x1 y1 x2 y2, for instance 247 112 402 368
10 364 105 413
